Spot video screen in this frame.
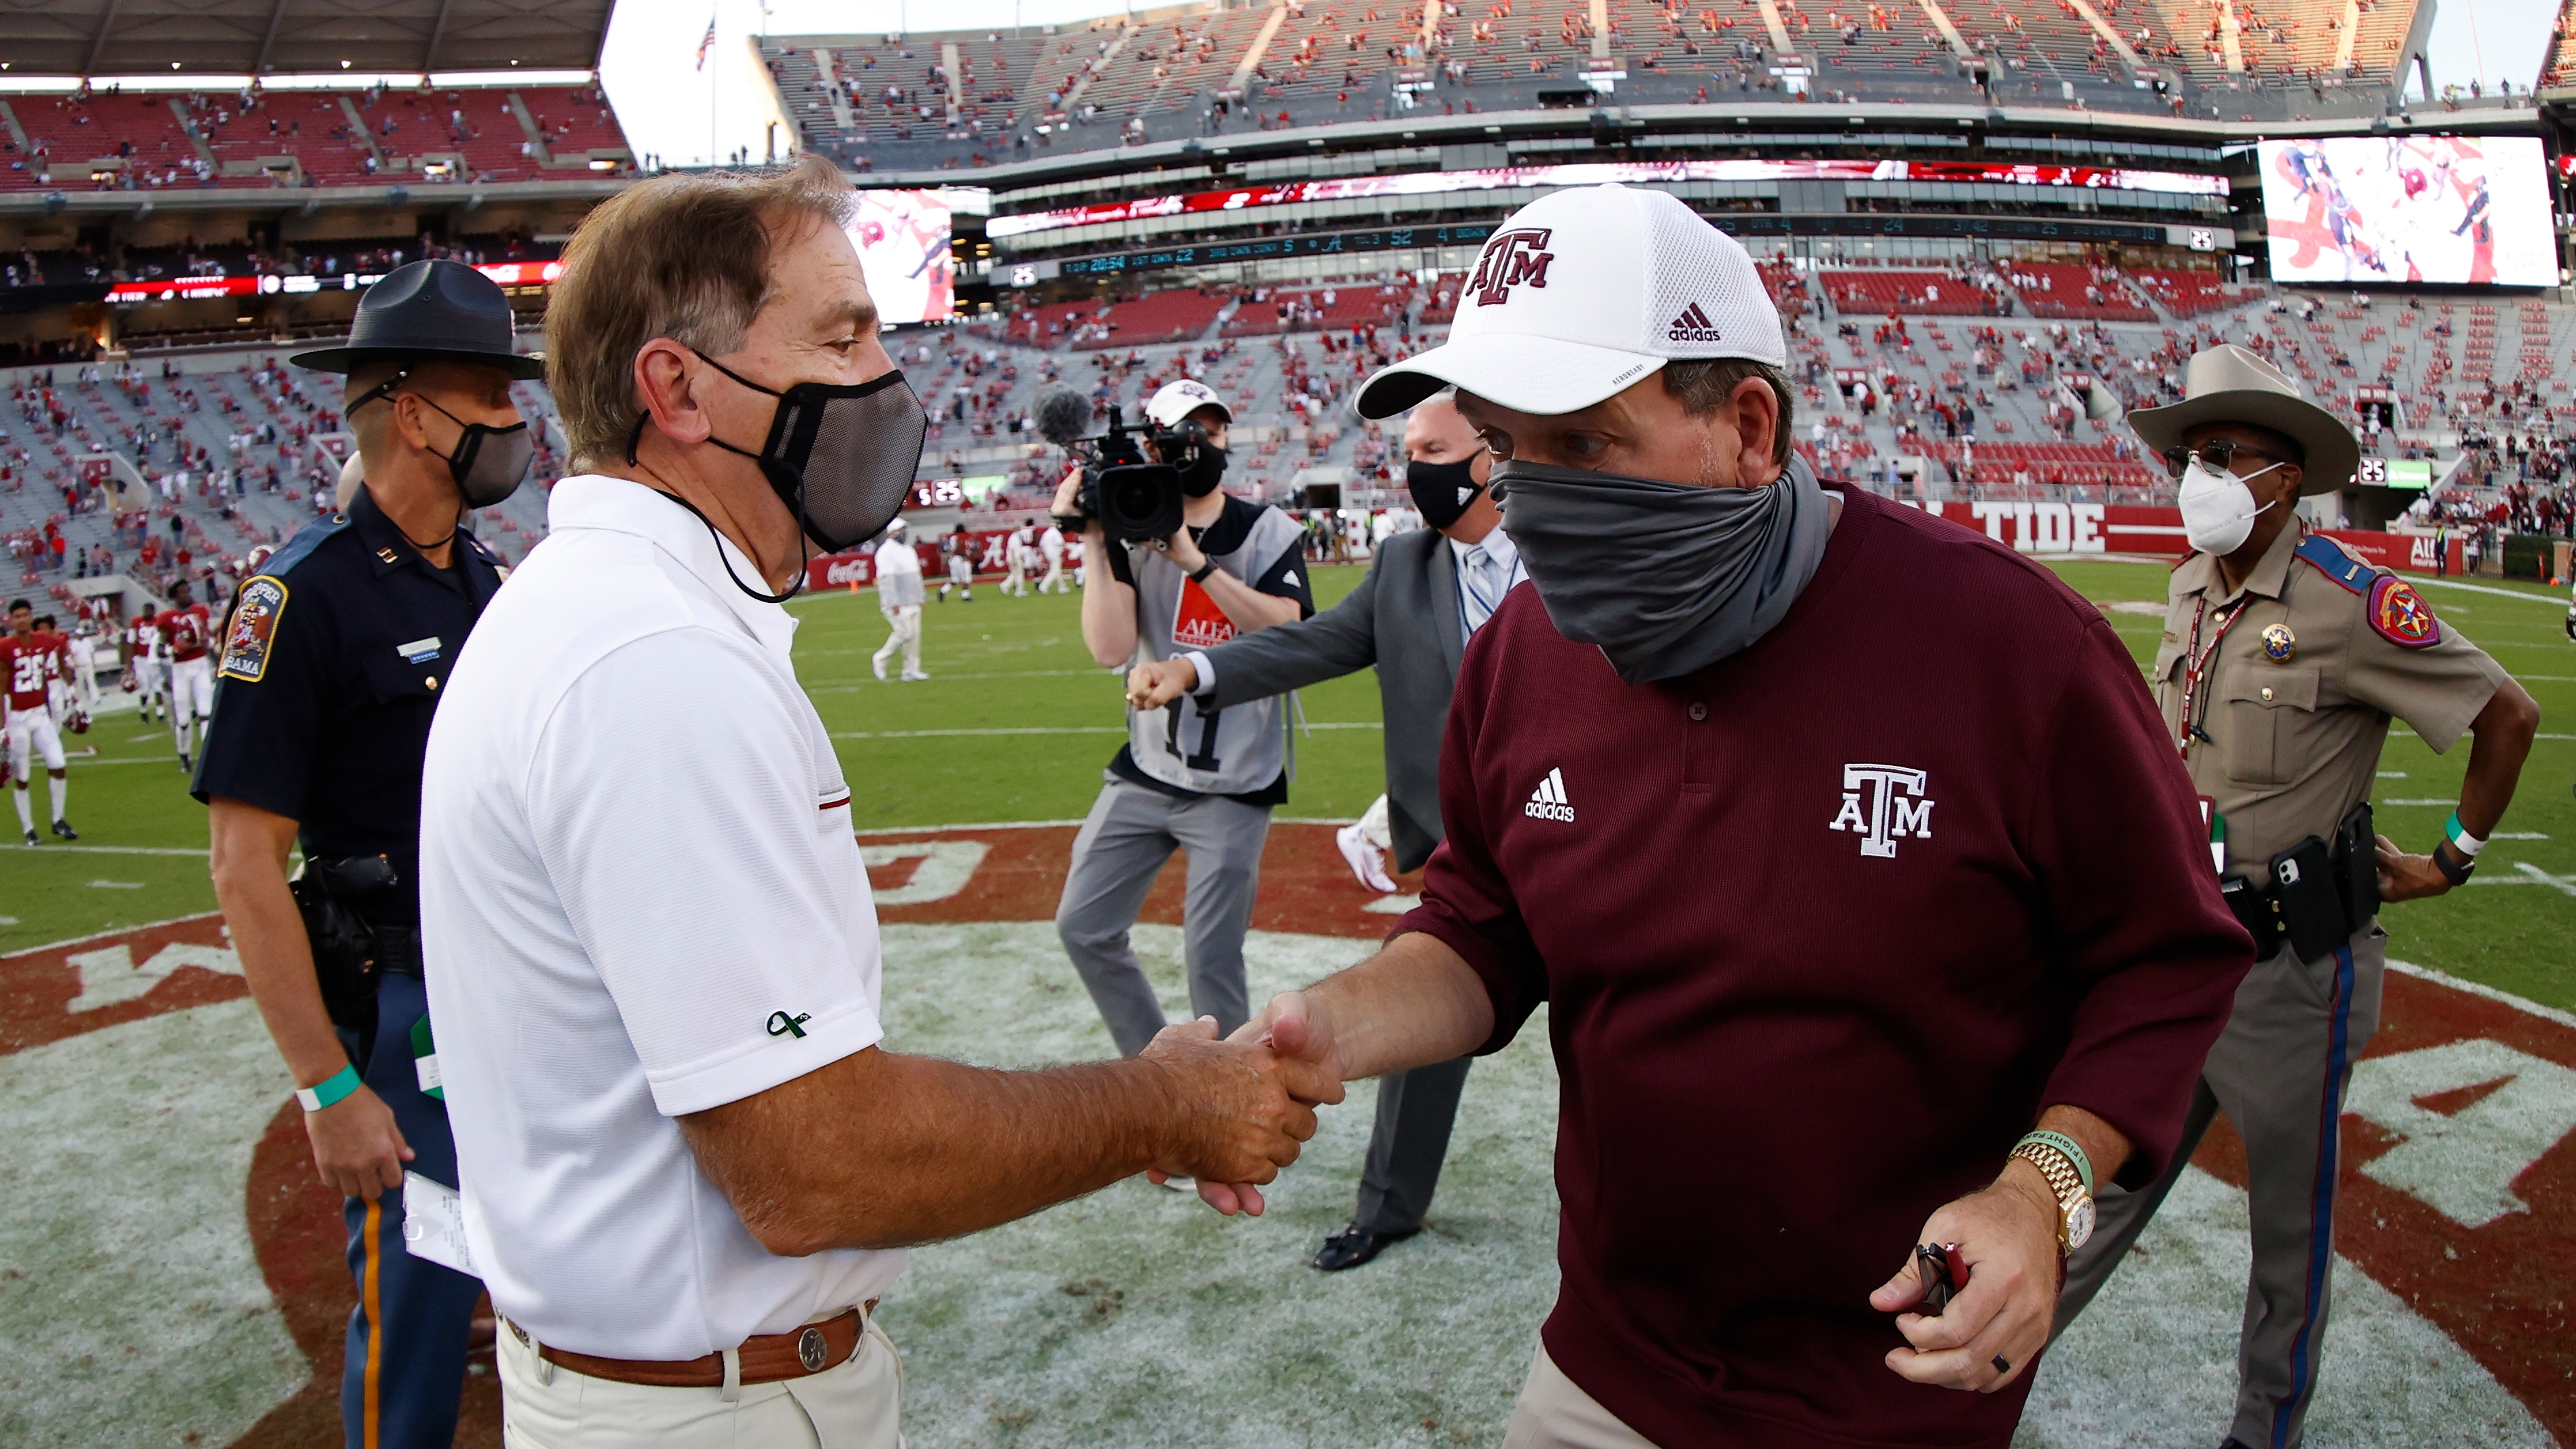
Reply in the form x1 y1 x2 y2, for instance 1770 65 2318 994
849 188 956 326
2260 136 2557 287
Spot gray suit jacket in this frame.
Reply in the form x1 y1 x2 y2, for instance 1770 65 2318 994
1199 526 1463 873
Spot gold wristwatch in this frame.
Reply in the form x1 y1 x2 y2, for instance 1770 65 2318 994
2011 1140 2095 1255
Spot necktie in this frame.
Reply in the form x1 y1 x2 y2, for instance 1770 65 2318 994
1462 546 1502 636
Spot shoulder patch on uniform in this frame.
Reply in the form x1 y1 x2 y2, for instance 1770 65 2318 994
219 576 288 682
2293 534 2373 595
2367 573 2441 648
260 514 353 580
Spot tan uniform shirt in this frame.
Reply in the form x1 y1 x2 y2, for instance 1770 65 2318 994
2152 523 2507 879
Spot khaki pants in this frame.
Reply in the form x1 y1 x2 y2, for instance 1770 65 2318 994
496 1314 904 1449
1503 1344 1659 1449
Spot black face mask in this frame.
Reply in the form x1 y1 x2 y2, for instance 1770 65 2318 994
417 395 534 508
1406 451 1485 531
685 350 929 552
1181 443 1228 497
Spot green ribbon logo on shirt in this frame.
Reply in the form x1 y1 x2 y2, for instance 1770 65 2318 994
766 1011 812 1039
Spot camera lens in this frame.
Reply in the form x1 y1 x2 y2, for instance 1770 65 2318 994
1110 475 1162 521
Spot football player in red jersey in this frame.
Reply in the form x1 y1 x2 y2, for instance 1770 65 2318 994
1 599 75 843
157 579 215 769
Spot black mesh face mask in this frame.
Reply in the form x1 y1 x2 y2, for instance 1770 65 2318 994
683 349 928 553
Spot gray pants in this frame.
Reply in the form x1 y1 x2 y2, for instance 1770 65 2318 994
1354 1057 1473 1234
2056 925 2386 1449
1055 775 1272 1058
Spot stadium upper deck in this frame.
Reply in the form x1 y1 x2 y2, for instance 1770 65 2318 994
767 0 2440 175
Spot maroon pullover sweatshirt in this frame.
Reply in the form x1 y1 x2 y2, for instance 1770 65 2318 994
1399 485 2250 1448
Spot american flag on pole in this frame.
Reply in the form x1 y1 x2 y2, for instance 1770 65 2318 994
695 15 718 70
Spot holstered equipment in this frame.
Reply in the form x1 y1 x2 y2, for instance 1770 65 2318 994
2220 801 2380 965
289 854 406 1033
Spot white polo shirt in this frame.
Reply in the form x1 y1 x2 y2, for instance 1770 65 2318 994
419 474 905 1361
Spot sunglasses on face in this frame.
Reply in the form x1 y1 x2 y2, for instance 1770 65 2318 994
2161 439 2287 481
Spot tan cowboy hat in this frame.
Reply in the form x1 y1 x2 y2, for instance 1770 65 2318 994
2125 343 2359 497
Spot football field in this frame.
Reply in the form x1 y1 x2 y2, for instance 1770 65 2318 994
3 553 2573 1448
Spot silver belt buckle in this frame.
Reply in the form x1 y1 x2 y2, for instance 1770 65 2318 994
796 1325 829 1374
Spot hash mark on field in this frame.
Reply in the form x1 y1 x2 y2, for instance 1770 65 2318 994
87 880 145 890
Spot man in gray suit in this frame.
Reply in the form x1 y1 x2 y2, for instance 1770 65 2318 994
1126 391 1520 1271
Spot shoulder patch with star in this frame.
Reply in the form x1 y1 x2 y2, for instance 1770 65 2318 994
219 576 289 682
2367 572 2440 648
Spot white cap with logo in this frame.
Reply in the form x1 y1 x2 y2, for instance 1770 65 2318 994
1355 184 1788 420
1145 378 1232 427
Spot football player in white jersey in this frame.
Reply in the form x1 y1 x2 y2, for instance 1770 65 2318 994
2 599 75 842
126 601 169 722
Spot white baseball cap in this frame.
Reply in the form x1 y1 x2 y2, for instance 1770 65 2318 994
1355 184 1788 420
1145 378 1232 427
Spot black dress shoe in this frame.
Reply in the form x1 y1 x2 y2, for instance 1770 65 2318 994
1310 1223 1419 1272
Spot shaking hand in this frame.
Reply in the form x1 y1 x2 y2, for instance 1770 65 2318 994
1136 1015 1319 1209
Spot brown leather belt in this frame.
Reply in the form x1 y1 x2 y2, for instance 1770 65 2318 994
512 1302 876 1389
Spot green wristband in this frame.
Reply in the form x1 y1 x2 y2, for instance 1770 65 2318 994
296 1063 362 1113
2017 1130 2094 1195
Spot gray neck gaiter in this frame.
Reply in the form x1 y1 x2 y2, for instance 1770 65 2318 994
1492 452 1833 685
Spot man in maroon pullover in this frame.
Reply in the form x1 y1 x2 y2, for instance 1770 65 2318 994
1184 186 2252 1448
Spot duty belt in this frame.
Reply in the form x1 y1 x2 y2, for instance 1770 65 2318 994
2220 800 2378 964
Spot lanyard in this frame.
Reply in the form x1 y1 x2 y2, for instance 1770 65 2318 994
2175 593 2249 758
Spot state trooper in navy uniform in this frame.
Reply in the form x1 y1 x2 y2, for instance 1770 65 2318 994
196 258 540 1449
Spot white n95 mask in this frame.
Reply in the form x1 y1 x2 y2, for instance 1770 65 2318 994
2178 455 2282 557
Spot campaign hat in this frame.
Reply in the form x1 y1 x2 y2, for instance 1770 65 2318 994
291 258 544 380
2125 343 2357 497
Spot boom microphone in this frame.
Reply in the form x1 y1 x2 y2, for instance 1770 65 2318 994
1033 387 1093 448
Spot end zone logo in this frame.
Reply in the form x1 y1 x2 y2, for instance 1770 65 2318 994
1669 302 1724 343
1469 228 1554 307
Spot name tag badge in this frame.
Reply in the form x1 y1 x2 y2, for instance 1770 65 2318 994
397 636 442 665
400 1170 478 1276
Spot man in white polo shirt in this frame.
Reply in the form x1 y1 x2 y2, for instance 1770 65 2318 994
420 157 1328 1448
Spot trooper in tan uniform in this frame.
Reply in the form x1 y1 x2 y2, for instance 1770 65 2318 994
2057 345 2541 1449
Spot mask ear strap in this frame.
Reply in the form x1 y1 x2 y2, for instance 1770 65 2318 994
652 488 807 606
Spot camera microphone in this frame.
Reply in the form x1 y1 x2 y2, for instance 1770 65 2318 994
1033 387 1093 448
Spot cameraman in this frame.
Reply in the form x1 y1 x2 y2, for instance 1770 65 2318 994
1054 380 1313 1113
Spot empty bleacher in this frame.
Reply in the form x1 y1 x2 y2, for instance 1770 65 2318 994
1998 261 2156 322
1822 268 2004 317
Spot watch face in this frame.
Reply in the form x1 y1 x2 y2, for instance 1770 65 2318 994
2066 1195 2096 1252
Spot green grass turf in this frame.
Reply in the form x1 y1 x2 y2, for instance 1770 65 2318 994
10 557 2572 1011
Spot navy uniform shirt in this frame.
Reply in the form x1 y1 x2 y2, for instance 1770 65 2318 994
193 483 507 923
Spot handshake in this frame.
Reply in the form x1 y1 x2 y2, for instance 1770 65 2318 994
1134 991 1344 1217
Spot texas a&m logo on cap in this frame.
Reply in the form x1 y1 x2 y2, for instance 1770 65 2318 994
1469 228 1555 307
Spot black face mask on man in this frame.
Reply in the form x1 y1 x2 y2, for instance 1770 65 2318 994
1491 452 1832 685
1405 451 1486 531
349 369 533 509
415 395 534 508
684 349 930 552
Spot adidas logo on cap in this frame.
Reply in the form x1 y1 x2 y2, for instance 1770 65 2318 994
1524 767 1575 822
1669 303 1722 344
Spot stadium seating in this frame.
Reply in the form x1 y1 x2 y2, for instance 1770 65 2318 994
1998 261 2155 322
0 84 631 192
2129 266 2248 319
1822 268 2004 317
